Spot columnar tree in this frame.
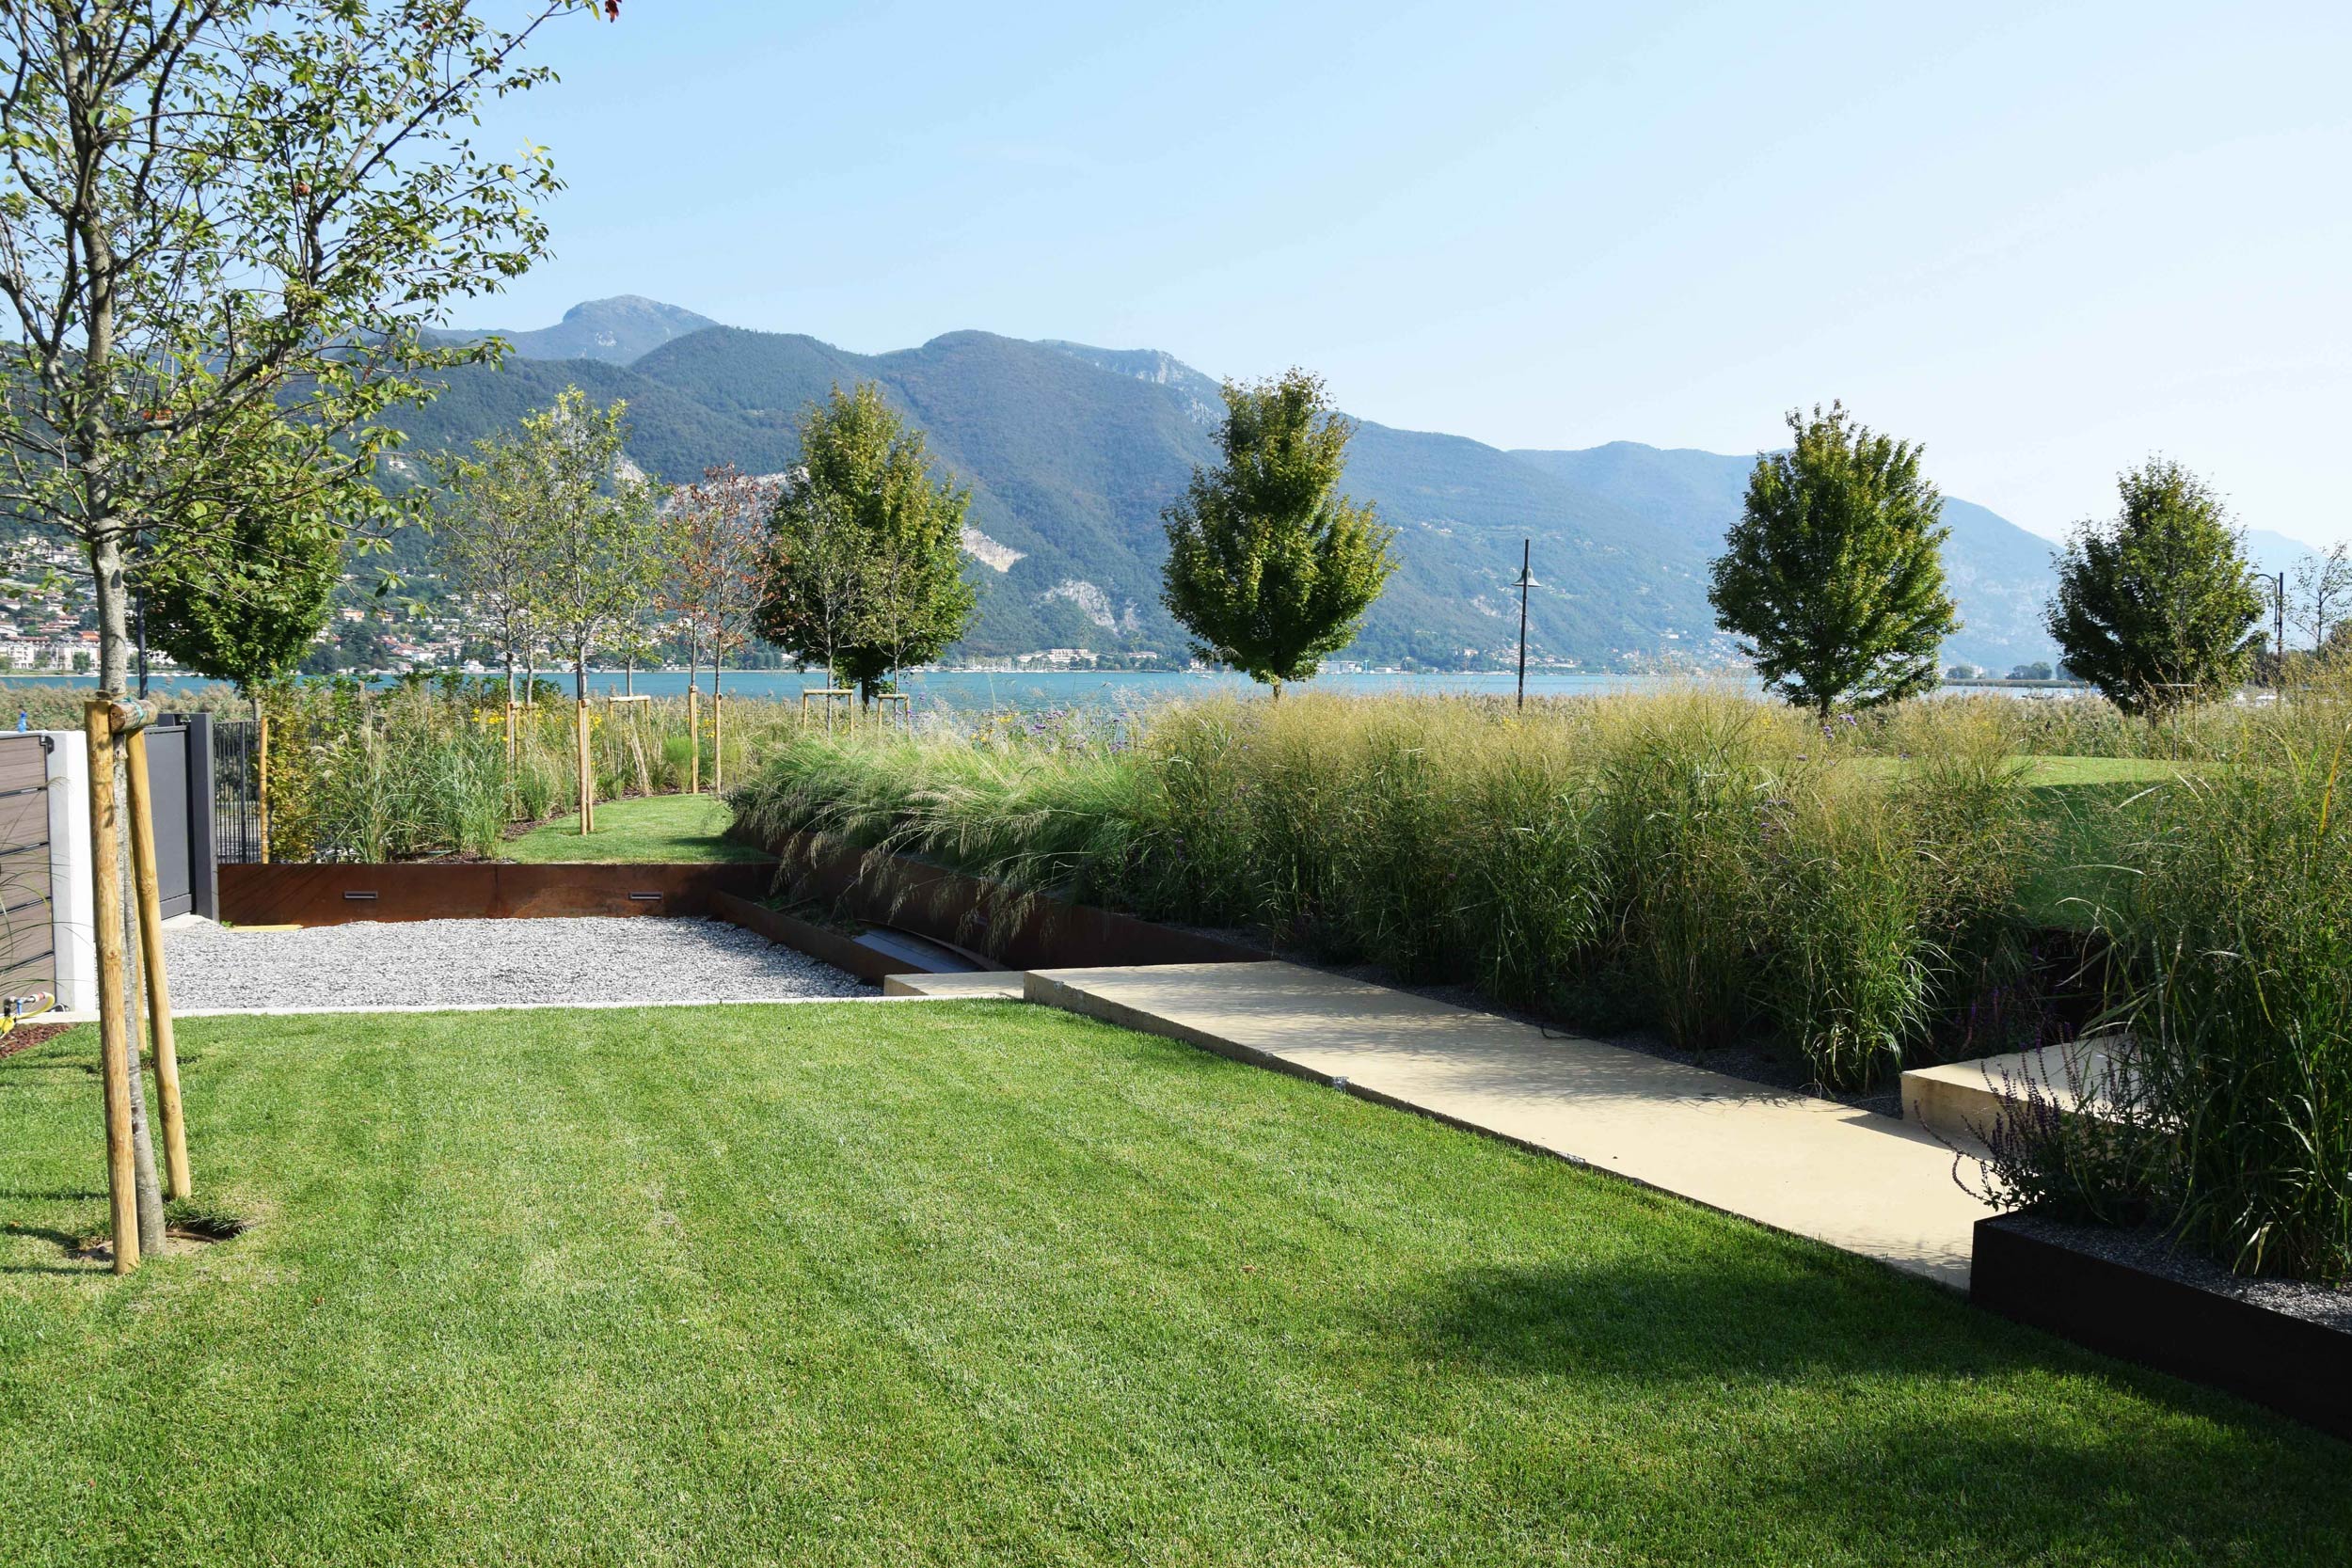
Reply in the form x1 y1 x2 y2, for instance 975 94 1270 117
1160 370 1397 697
758 384 975 703
140 440 341 724
0 0 614 699
2046 459 2262 716
1708 403 1957 717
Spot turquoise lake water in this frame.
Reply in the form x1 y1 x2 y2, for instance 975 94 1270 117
4 667 1722 713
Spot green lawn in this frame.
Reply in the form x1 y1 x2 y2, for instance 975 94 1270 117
4 1002 2346 1565
503 791 771 863
2013 757 2182 927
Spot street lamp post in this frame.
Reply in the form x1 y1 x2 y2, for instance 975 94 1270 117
1513 538 1535 710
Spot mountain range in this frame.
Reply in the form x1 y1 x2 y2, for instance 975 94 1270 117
400 294 2078 670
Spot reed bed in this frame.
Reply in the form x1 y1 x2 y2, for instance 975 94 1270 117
739 682 2352 1283
259 679 811 861
736 689 2042 1092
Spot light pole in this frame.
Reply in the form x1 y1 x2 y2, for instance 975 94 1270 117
1513 539 1535 710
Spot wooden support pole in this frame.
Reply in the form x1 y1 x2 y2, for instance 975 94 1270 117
713 689 725 793
687 683 700 795
84 703 137 1273
257 713 272 864
576 698 593 834
123 725 190 1201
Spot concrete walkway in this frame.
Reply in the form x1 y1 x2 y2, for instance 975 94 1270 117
1029 961 1995 1289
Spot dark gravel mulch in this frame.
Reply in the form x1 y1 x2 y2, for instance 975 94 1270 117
0 1022 72 1062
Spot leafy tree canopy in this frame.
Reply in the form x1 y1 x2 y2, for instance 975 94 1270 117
0 1 612 694
1708 403 1958 716
758 383 976 701
508 388 666 699
1160 370 1398 693
2046 459 2262 717
144 519 337 710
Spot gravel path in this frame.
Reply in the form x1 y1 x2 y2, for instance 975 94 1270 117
165 916 868 1011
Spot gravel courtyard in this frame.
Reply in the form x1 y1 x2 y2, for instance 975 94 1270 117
164 916 868 1011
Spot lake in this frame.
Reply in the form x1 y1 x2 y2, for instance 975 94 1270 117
3 666 2085 713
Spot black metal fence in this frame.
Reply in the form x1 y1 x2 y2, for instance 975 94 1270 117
214 718 262 864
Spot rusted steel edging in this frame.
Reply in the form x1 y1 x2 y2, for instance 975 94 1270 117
755 830 1266 972
219 862 772 926
704 890 901 984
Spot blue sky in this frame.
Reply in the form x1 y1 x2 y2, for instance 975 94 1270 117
458 0 2351 545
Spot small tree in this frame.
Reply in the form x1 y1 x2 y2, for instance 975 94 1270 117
759 385 975 702
1708 404 1957 717
516 389 665 704
1160 370 1397 696
2046 459 2262 716
2291 543 2352 653
436 436 550 707
667 466 772 699
141 488 340 725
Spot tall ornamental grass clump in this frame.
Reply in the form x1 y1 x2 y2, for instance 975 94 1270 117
1753 712 2036 1089
257 677 814 860
1590 694 1798 1049
735 689 2041 1089
732 720 1148 904
2101 697 2352 1280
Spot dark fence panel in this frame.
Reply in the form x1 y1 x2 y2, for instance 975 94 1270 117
213 719 262 864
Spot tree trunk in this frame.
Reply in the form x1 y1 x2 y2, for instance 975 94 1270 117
574 657 592 833
91 532 133 699
87 537 164 1247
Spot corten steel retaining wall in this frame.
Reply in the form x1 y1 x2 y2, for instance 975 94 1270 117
219 862 771 926
705 891 904 984
760 830 1266 972
220 837 1266 974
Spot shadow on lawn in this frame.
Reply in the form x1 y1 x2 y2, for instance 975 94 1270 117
0 1219 102 1275
1408 1249 2315 1425
1404 1253 2351 1556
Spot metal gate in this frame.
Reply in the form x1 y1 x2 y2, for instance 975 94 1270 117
0 732 55 1001
213 718 262 864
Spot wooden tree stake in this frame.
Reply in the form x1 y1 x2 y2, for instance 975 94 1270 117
713 689 725 793
257 712 272 864
576 698 593 834
123 724 190 1200
687 683 700 795
84 703 138 1273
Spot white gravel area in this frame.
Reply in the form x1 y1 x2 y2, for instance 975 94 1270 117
165 916 869 1011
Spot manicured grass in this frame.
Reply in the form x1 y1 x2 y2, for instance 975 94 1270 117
503 791 770 863
2014 759 2183 927
2012 754 2181 787
4 1002 2346 1565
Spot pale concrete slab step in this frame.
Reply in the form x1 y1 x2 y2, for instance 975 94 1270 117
1903 1041 2132 1147
1029 961 1994 1290
883 971 1028 999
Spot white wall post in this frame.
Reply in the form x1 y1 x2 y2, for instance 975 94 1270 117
41 729 96 1012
